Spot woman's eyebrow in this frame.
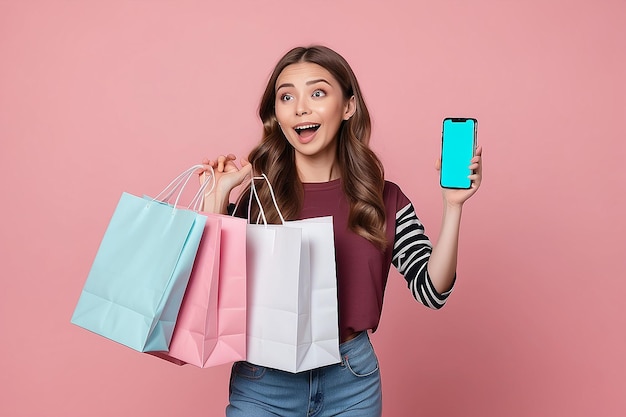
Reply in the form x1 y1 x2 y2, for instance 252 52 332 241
276 79 332 91
306 78 331 86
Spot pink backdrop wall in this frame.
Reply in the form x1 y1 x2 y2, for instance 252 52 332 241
1 1 624 416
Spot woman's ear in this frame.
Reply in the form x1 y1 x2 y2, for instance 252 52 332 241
343 96 356 120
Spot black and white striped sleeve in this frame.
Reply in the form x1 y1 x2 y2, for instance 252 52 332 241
391 202 454 309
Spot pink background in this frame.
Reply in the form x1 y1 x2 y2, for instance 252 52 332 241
1 1 624 416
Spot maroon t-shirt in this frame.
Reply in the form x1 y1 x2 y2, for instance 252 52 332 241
298 179 412 341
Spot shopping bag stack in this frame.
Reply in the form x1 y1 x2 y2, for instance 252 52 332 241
72 165 248 368
72 168 339 373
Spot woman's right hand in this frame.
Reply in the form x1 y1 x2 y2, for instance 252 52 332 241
198 154 252 214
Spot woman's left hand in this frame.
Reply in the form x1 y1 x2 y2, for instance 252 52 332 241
435 145 483 206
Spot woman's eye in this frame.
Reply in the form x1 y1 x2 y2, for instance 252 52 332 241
312 89 326 98
280 94 293 102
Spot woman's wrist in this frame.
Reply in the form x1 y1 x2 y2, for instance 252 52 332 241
443 198 464 214
202 190 230 214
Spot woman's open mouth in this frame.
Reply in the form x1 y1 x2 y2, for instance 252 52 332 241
294 124 320 139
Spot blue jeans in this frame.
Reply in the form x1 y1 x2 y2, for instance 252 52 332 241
226 331 382 416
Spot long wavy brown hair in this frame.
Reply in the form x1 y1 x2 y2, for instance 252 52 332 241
241 45 387 249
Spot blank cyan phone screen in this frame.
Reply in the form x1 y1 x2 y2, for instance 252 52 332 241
440 118 476 189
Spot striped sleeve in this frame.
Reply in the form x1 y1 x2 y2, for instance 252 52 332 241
391 202 454 309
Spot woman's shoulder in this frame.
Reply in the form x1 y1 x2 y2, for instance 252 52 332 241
383 179 401 192
383 180 411 209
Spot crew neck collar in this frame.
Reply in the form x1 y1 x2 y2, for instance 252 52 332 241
302 178 342 191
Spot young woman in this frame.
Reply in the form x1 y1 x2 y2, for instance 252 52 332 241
200 45 482 417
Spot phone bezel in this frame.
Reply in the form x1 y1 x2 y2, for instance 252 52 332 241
439 117 478 190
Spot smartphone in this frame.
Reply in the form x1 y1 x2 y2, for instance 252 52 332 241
440 117 477 189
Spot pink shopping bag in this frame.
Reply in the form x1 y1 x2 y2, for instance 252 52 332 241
150 212 247 368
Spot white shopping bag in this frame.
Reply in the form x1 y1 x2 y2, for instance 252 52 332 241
244 175 340 373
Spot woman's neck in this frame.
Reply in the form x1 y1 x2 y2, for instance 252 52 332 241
295 155 341 183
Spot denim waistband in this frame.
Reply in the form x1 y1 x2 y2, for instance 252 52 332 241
339 331 369 356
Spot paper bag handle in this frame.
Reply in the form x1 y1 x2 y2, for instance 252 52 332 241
150 165 213 213
248 174 285 225
189 166 216 211
158 165 215 210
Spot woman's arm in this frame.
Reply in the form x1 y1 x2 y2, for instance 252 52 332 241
427 146 483 293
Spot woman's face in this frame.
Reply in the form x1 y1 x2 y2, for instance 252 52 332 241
274 62 355 167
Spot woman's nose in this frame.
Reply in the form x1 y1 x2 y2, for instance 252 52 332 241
295 99 310 116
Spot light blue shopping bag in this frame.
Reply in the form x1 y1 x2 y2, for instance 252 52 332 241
71 166 209 352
